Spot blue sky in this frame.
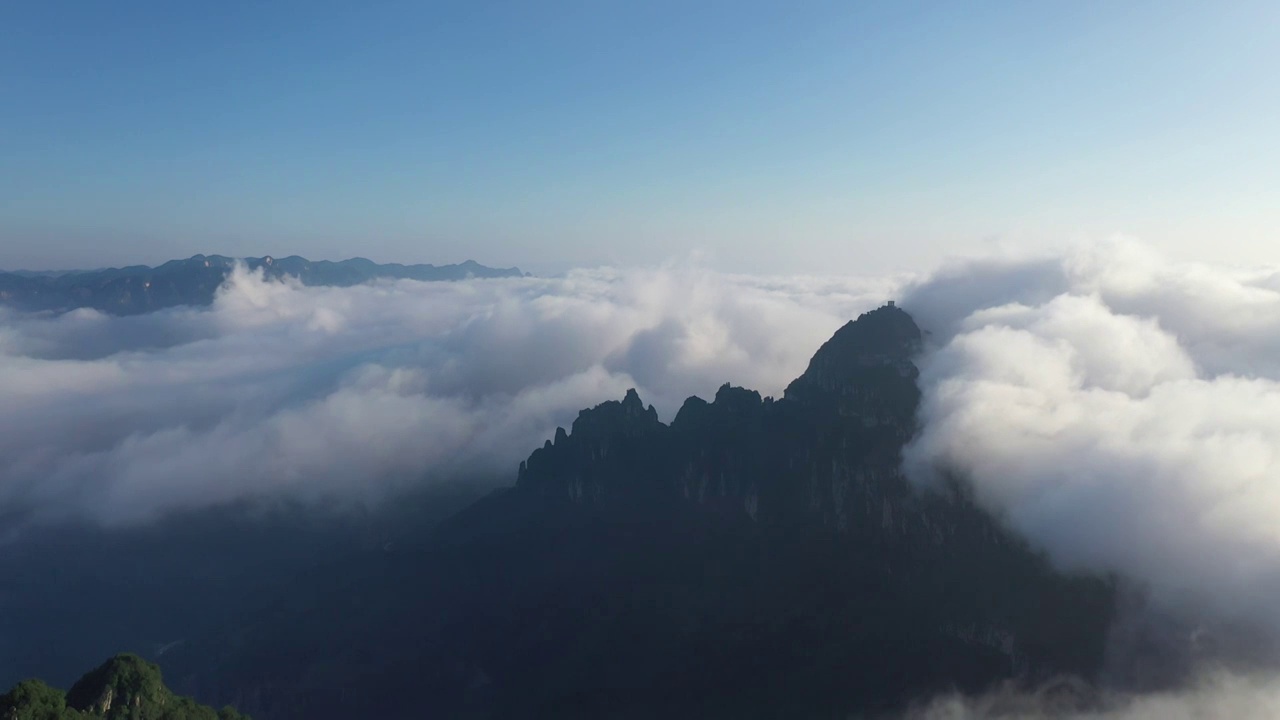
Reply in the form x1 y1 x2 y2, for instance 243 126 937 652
2 0 1277 273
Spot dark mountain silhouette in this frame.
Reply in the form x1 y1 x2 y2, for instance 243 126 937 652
162 304 1115 719
0 256 524 315
0 654 250 719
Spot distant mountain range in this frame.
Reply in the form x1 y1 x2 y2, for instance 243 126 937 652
152 305 1114 719
0 255 525 315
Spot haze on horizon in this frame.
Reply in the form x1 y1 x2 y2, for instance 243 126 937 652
3 0 1278 274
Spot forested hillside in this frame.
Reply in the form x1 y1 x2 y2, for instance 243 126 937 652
1 654 248 720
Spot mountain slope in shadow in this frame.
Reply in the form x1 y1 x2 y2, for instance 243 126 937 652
170 304 1114 719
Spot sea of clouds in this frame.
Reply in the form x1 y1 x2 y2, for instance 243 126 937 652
5 238 1280 715
0 260 897 526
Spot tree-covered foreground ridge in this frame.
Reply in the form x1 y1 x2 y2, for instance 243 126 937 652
1 654 248 720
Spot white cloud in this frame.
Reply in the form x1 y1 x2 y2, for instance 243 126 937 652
902 237 1280 644
0 262 894 525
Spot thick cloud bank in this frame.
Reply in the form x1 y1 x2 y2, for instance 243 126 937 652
896 239 1280 716
0 263 894 526
902 239 1280 648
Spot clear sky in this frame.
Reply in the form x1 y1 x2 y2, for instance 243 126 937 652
2 0 1277 274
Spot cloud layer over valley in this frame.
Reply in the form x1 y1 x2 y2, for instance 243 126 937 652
0 262 894 526
6 240 1280 641
6 240 1280 713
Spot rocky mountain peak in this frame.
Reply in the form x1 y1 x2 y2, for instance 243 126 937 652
570 387 661 439
793 302 921 378
517 388 665 494
621 387 646 413
784 302 923 428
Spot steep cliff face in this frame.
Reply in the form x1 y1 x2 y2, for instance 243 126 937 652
176 304 1114 720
